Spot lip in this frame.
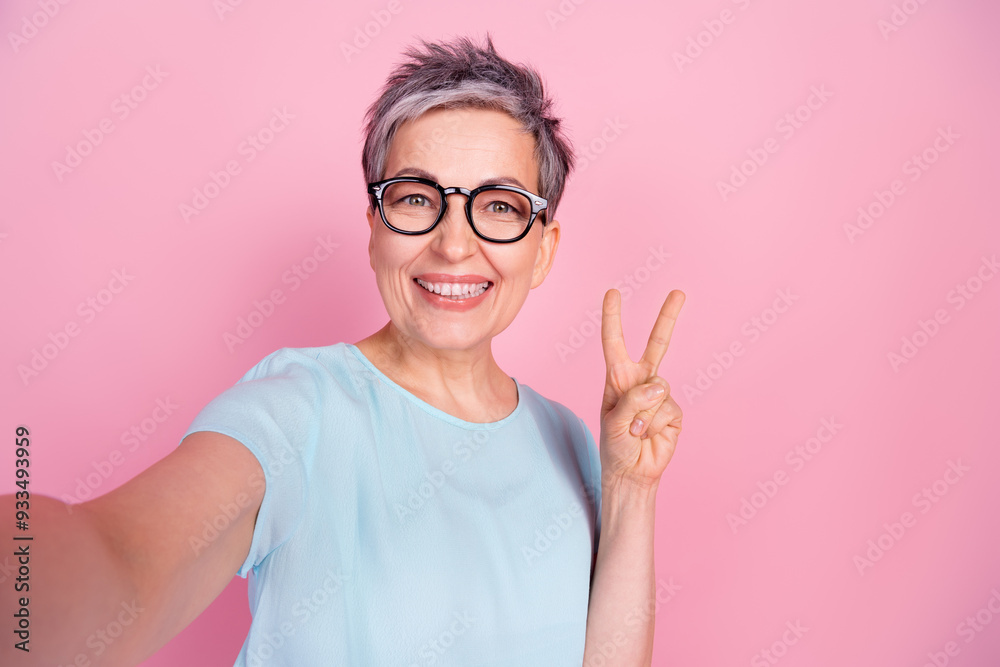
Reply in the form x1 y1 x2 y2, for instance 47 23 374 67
413 273 491 284
412 276 493 311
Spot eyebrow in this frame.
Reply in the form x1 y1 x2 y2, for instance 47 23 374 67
388 167 529 191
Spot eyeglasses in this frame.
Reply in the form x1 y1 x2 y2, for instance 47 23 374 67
367 176 548 243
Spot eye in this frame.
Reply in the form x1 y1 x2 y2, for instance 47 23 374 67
403 194 431 207
487 200 520 215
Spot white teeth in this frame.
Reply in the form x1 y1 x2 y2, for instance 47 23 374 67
416 278 490 299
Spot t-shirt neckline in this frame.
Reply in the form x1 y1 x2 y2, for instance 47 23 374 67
344 343 523 429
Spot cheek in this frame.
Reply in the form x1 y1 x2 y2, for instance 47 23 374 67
492 250 538 289
371 235 414 276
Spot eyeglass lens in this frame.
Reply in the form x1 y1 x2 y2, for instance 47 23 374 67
380 181 531 241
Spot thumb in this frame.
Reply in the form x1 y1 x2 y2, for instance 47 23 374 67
606 377 669 438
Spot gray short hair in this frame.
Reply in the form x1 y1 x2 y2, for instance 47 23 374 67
361 33 575 222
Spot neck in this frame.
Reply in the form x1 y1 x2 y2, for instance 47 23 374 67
354 321 514 419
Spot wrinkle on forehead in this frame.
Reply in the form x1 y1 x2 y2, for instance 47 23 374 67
387 108 539 193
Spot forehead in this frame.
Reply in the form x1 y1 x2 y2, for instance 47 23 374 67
386 107 539 192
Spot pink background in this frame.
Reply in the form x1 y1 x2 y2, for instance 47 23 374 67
3 0 999 665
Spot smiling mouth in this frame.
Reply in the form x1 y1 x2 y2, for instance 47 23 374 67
414 278 492 300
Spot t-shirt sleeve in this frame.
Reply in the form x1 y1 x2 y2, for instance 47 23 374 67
577 416 603 558
179 348 321 578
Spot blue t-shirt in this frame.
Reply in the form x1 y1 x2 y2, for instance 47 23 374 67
180 342 603 666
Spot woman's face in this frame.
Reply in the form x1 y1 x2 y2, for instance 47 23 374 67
366 107 561 353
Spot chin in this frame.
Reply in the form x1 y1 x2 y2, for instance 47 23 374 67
396 321 492 350
419 331 490 351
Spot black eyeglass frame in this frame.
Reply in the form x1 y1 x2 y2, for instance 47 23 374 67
367 176 548 244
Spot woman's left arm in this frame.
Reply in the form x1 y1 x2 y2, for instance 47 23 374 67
584 476 659 665
582 289 686 666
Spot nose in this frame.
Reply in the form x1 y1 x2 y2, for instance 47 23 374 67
430 192 479 259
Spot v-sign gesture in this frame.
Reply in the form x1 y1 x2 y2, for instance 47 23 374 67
599 288 686 493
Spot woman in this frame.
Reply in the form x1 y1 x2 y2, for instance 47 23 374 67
8 34 684 666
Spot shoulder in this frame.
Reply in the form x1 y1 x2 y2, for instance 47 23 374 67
238 342 354 386
204 343 367 416
517 382 602 518
516 382 594 447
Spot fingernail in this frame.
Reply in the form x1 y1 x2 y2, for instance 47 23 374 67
646 384 665 400
630 418 645 436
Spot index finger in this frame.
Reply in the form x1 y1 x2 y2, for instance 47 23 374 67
639 290 685 376
601 288 632 370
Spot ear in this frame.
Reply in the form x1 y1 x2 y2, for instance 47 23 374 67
530 217 561 289
366 205 376 271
